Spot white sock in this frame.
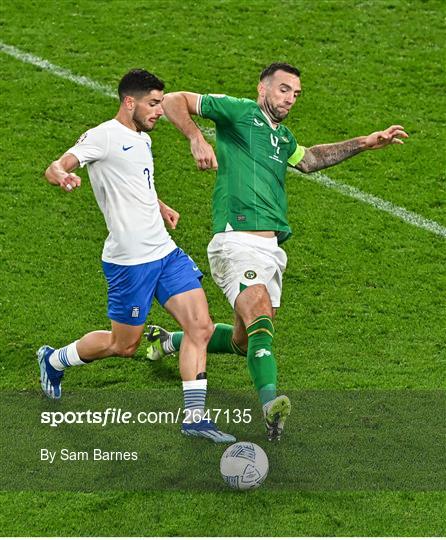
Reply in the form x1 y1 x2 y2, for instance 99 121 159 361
182 379 207 423
49 341 86 371
163 333 176 354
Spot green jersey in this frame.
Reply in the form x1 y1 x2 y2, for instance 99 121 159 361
198 94 305 244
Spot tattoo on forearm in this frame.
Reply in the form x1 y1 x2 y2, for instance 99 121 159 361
297 138 364 173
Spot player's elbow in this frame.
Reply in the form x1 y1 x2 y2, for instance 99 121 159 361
163 92 198 115
163 92 184 108
295 150 318 174
295 160 312 174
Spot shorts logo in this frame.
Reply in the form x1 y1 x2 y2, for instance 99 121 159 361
244 270 257 280
131 306 140 318
188 255 199 271
237 215 246 222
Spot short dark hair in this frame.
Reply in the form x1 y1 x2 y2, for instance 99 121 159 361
259 63 300 81
118 69 165 101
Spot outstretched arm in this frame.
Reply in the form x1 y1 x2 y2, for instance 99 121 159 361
162 92 218 170
45 153 81 192
296 125 408 173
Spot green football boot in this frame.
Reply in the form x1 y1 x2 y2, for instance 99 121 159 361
262 395 291 442
144 325 172 361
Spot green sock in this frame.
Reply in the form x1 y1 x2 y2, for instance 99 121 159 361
172 332 183 351
259 384 276 405
246 316 277 405
171 323 246 356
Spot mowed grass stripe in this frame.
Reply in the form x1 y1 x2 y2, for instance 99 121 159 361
2 40 444 239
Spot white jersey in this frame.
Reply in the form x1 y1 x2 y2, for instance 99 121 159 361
67 119 176 265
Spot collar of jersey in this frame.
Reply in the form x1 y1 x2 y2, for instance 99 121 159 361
111 118 149 138
258 107 279 131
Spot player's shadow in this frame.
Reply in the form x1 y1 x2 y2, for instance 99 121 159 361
138 354 179 383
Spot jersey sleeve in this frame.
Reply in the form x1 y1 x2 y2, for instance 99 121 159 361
287 132 306 167
66 127 109 168
197 94 249 124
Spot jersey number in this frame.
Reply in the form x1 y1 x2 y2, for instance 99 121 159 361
143 168 151 189
270 134 280 157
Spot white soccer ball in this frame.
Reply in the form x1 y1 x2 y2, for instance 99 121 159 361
220 442 269 490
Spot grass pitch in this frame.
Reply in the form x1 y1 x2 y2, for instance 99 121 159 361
0 0 445 536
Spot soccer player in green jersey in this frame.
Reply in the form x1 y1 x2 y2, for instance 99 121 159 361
146 62 408 441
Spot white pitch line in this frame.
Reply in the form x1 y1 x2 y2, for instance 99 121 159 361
0 42 116 99
292 170 446 238
2 41 445 239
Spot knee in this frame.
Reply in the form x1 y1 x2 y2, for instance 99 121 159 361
111 338 141 358
252 285 272 312
237 284 273 319
185 317 214 346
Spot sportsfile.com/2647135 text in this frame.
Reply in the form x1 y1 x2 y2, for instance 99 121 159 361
40 408 253 427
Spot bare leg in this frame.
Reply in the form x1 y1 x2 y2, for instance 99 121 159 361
233 283 274 336
232 312 248 352
39 321 145 400
164 288 214 380
76 321 145 361
235 283 273 324
233 284 287 432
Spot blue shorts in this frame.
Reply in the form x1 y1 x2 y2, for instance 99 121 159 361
102 248 203 326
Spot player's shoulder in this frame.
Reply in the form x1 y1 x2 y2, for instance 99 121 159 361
199 94 257 123
202 94 254 108
73 121 104 146
97 119 122 133
87 119 114 131
234 97 257 109
78 119 113 139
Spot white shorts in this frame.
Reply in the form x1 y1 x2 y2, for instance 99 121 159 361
207 232 287 309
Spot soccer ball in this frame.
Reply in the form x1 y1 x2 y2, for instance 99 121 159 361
220 442 269 490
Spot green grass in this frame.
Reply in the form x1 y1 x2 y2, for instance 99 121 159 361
2 390 444 492
0 0 445 536
1 491 446 536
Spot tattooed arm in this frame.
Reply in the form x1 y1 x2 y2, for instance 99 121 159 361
296 125 408 173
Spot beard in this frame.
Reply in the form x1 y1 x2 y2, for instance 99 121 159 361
264 96 289 123
133 109 154 132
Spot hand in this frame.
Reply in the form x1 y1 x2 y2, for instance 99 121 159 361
190 136 218 170
159 201 180 229
364 125 409 150
59 172 81 192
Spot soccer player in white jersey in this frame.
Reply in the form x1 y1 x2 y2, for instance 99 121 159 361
38 69 235 444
